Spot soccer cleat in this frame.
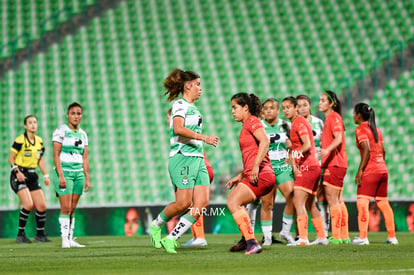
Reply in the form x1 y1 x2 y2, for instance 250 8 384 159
342 238 351 244
279 231 295 244
245 239 262 255
310 237 329 245
70 239 85 248
16 233 32 244
229 236 247 252
384 237 399 245
328 237 342 244
161 237 178 254
182 238 208 247
287 238 309 246
261 235 283 246
35 234 51 242
351 237 369 245
149 224 162 249
62 239 71 248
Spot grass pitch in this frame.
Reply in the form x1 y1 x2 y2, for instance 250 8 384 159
1 233 413 275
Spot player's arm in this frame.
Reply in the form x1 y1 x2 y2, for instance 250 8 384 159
8 149 25 182
83 146 90 192
38 157 50 186
355 140 370 187
320 131 343 158
249 127 270 185
173 116 218 147
298 134 311 155
53 141 66 188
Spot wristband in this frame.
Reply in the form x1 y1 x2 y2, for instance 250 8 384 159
11 164 18 171
43 174 49 178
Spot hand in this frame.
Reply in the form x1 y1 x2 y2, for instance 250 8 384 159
44 177 50 187
249 166 259 186
205 136 220 147
58 175 66 189
225 178 238 189
355 170 363 187
320 149 329 158
16 171 25 182
286 139 292 149
84 179 90 192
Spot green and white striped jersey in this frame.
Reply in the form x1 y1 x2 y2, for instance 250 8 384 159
262 118 290 169
310 115 324 151
169 98 204 157
52 124 88 171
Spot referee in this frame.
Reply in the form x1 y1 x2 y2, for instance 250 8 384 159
8 115 50 243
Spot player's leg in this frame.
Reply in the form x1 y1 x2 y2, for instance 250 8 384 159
278 179 295 244
260 185 276 245
289 188 310 246
16 188 33 243
323 184 342 243
317 170 330 236
30 189 50 242
307 194 328 245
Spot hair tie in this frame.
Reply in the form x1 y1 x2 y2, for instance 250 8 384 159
368 106 372 112
324 92 336 107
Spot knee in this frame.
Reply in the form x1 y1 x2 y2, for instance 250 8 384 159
36 203 47 212
261 200 273 212
176 199 192 211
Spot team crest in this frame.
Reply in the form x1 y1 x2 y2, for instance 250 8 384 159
182 177 189 185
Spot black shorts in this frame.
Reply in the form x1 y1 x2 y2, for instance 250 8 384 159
10 167 41 193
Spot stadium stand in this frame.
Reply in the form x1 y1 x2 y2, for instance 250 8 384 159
0 0 413 209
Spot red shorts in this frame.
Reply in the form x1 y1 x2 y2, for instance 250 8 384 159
241 167 276 200
205 158 214 183
357 173 388 200
294 165 321 195
322 166 347 190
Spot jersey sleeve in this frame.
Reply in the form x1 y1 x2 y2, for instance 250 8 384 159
38 136 45 156
171 99 188 119
83 132 88 146
10 135 24 153
247 117 264 135
355 127 368 144
296 122 309 137
52 127 65 143
331 114 344 133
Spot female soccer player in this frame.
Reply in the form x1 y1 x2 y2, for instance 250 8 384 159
165 109 215 247
319 91 349 244
296 94 329 235
226 93 276 254
149 69 219 254
282 96 327 246
351 103 398 245
53 102 90 248
8 115 50 243
260 98 295 245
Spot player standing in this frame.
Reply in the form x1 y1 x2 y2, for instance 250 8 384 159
319 91 350 244
351 103 398 245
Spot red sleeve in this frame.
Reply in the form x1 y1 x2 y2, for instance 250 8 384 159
331 114 344 133
247 117 264 135
297 122 309 137
355 127 368 144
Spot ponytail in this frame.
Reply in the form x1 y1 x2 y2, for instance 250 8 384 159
354 103 378 142
164 68 200 102
231 92 262 117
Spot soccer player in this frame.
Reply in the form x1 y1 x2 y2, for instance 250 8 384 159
52 102 90 248
226 93 276 254
351 103 398 245
258 98 295 245
8 115 51 243
319 91 350 244
149 69 219 254
282 96 327 246
296 95 329 235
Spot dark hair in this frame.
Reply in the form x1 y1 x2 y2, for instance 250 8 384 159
24 115 36 125
67 102 83 113
324 90 342 117
231 93 262 117
164 68 200 102
354 103 378 142
296 94 311 105
263 98 280 109
282 96 297 107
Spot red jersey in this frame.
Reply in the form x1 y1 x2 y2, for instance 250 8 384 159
290 115 319 167
239 115 271 175
355 121 387 174
321 111 348 168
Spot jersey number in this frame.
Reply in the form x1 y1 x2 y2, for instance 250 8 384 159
180 166 189 175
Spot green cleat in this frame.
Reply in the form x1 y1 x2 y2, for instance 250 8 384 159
342 238 351 244
150 224 162 249
328 237 342 244
161 237 178 254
